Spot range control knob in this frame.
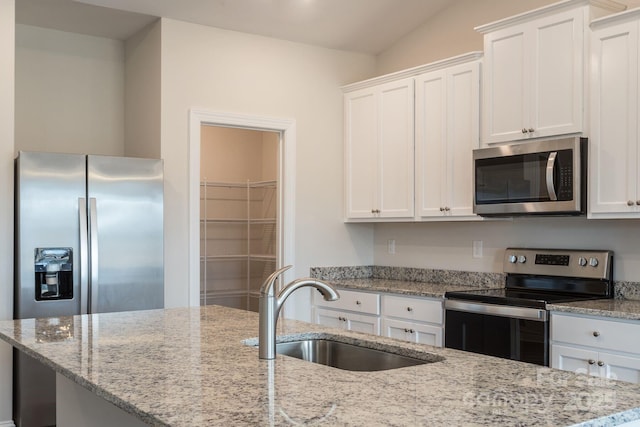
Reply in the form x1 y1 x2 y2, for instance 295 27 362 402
578 257 588 267
518 255 527 264
508 255 517 263
589 257 599 267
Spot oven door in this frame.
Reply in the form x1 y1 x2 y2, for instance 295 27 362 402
444 300 549 366
473 137 586 216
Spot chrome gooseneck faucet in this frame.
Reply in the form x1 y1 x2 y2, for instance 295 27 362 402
259 265 340 359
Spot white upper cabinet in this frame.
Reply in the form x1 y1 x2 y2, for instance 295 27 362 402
415 60 480 219
344 78 415 220
590 10 640 218
343 52 482 222
478 0 625 145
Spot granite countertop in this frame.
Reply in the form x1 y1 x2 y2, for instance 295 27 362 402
549 299 640 321
325 278 496 298
1 306 640 426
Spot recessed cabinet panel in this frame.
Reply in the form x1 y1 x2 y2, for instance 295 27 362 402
448 66 477 216
345 91 377 218
416 71 446 217
485 30 527 141
534 13 582 135
379 82 415 218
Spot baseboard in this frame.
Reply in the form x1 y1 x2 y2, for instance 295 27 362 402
0 421 16 427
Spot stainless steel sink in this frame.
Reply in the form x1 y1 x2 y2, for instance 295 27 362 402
275 339 443 371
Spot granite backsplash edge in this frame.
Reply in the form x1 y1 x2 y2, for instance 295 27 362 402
310 266 640 300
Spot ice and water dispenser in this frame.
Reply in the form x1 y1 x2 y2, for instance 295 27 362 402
34 248 73 300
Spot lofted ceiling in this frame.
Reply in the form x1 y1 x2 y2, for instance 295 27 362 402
16 0 457 54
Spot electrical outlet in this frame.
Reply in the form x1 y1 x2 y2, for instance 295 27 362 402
472 240 483 258
388 239 396 254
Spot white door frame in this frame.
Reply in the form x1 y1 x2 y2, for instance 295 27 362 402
188 109 296 307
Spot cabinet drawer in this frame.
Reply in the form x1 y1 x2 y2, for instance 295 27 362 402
382 294 443 324
314 288 380 315
551 313 640 354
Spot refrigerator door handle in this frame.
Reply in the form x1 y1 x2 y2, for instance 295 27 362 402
89 198 99 314
79 198 89 314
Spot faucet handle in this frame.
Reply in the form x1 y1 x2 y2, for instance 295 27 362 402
259 265 293 296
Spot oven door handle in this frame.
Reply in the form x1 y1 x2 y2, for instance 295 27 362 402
546 151 558 201
445 299 548 322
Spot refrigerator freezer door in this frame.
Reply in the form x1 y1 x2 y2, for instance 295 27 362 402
87 155 164 313
15 151 86 319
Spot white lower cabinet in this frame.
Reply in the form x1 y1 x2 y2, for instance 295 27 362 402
312 289 444 347
550 312 640 384
314 307 380 335
382 318 442 346
382 294 444 347
313 288 381 335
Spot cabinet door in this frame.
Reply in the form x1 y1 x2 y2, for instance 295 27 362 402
314 307 348 330
416 62 480 219
599 351 640 384
446 62 480 216
344 88 378 219
415 70 447 217
590 20 640 216
378 78 415 218
531 8 584 138
382 318 442 346
346 312 381 335
314 307 379 335
482 25 528 144
551 344 599 376
383 318 415 342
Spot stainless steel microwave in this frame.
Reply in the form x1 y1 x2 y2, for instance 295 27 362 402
473 137 587 216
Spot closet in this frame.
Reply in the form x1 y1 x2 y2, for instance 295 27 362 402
200 125 279 312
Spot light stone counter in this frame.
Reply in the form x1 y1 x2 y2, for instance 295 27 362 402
549 299 640 321
326 278 500 298
1 306 640 426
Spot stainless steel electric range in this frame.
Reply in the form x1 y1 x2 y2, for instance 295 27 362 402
444 248 614 366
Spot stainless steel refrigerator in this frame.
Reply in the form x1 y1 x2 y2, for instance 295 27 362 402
13 151 164 427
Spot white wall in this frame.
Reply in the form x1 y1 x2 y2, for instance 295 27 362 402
375 218 640 280
375 0 640 75
124 21 161 159
15 24 125 155
159 19 376 318
0 0 14 424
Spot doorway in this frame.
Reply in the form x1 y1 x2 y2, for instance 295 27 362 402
199 125 278 311
188 109 296 311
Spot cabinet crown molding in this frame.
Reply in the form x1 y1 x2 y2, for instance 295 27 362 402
341 51 482 93
475 0 626 34
591 6 640 28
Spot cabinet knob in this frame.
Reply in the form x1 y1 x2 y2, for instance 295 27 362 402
593 331 600 337
338 316 346 322
636 200 640 206
404 328 414 334
444 207 450 212
597 361 605 367
588 359 596 365
628 200 635 206
522 128 528 133
406 306 413 312
528 128 535 133
356 300 361 306
439 207 445 212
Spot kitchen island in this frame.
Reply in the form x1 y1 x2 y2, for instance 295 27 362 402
1 306 640 426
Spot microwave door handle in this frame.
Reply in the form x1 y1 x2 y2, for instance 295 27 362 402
546 151 558 201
